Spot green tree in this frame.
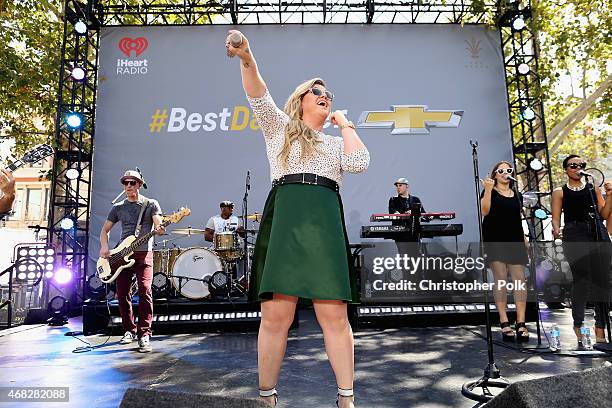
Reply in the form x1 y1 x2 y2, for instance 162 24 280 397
0 0 62 159
532 0 611 185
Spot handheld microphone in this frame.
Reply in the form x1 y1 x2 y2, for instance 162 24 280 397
229 32 243 48
136 167 148 189
507 175 518 183
578 170 594 178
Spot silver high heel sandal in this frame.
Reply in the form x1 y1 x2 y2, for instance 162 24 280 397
336 387 354 407
259 387 278 407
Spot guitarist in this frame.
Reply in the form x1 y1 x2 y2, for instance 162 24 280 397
99 170 164 352
0 168 16 214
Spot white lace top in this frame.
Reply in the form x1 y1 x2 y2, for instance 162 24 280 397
247 90 370 187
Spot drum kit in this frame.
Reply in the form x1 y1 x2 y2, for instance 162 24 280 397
152 213 261 300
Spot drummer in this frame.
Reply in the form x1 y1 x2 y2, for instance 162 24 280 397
204 200 245 242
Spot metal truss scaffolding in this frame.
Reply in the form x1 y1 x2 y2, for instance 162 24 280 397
48 0 552 309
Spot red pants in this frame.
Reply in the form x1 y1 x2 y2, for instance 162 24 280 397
115 251 153 337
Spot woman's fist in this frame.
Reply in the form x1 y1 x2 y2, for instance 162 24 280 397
225 30 250 60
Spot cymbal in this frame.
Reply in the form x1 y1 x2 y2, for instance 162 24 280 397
238 213 262 222
171 228 206 235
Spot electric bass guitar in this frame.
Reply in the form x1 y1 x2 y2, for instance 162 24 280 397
96 207 190 284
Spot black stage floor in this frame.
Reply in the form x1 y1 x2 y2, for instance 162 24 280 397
1 306 611 407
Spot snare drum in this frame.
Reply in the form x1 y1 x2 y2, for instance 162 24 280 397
214 231 243 260
170 247 222 299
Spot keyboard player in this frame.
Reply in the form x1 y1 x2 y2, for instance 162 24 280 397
388 177 427 243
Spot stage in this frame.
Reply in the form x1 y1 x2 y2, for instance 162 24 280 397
1 306 610 407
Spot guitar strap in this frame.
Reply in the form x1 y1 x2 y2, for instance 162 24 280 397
134 196 149 238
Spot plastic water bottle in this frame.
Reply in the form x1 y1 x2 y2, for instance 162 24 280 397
581 327 593 350
549 325 561 351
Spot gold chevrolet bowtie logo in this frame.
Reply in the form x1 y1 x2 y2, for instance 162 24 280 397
357 105 463 135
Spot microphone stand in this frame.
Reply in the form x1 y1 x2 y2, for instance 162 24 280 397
111 190 125 204
242 171 250 299
462 140 509 402
582 175 612 350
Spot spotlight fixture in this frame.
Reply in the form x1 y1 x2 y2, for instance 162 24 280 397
65 168 80 180
522 191 538 208
74 20 87 35
211 271 228 290
54 267 73 285
65 112 83 130
152 272 169 298
534 208 548 220
47 296 69 326
518 63 530 75
70 67 86 81
529 157 544 171
512 17 526 31
522 107 535 121
86 274 106 300
59 217 75 231
14 244 55 283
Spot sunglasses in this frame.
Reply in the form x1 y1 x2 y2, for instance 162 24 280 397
122 180 138 186
309 87 334 101
495 168 514 175
566 162 587 170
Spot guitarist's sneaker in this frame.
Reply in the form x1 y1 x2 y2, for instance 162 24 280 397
119 331 135 344
138 335 152 353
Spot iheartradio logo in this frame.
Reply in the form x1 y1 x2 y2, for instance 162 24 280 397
118 37 148 57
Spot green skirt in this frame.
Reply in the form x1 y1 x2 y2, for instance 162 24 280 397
250 183 357 302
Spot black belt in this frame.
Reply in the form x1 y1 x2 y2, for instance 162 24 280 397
272 173 339 192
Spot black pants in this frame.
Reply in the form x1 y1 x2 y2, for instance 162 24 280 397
562 222 612 329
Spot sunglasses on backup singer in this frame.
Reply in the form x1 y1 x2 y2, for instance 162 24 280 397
309 87 334 101
495 168 514 175
566 162 587 170
122 180 138 186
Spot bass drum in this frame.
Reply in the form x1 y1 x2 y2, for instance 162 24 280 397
171 247 222 299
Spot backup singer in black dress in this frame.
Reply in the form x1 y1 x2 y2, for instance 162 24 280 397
481 161 529 341
552 155 612 345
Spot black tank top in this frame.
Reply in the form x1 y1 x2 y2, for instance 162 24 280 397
561 183 597 223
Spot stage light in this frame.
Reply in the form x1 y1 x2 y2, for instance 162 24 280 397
65 168 80 180
54 267 73 285
534 208 548 220
60 217 75 230
65 112 83 129
74 20 87 35
207 272 229 297
529 157 544 171
152 272 169 298
539 259 554 272
47 296 69 326
512 17 526 31
85 274 115 301
14 244 54 283
522 107 536 121
518 63 530 75
70 67 86 81
522 191 538 208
